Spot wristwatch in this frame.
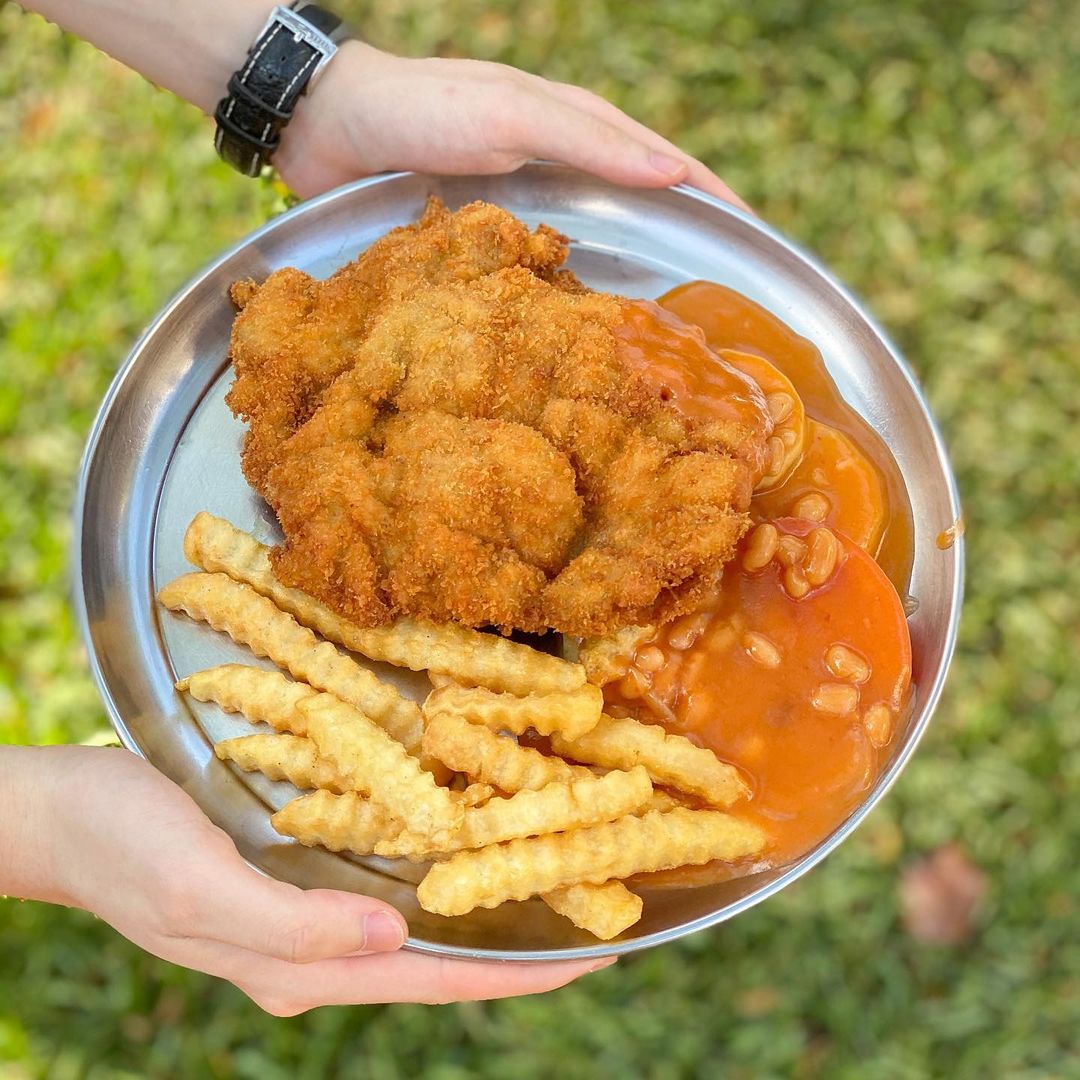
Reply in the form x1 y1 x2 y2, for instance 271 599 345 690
214 3 350 178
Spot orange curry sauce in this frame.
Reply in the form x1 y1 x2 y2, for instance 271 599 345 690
606 283 915 871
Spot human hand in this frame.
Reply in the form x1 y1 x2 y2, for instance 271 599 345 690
4 746 611 1015
276 43 749 211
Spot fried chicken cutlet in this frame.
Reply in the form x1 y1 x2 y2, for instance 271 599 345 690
227 198 772 637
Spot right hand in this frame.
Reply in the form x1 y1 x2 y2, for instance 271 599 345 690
15 745 612 1015
275 43 750 210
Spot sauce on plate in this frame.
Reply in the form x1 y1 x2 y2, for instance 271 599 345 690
602 282 917 877
658 281 914 593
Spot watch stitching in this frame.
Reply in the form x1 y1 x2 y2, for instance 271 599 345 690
262 48 319 142
223 22 283 128
219 12 337 173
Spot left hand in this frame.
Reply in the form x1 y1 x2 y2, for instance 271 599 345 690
3 745 612 1015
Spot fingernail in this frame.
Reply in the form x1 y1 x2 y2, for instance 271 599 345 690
363 911 405 951
588 956 618 973
649 151 687 178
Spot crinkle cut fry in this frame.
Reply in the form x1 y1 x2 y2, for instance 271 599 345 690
418 808 767 916
424 682 603 740
422 705 650 935
158 572 422 753
422 709 594 792
452 783 497 808
422 710 688 814
373 766 653 861
176 664 316 735
181 512 586 695
214 733 352 794
298 693 462 840
271 790 400 855
550 714 748 807
542 882 643 941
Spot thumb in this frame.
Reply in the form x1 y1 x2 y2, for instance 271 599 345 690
183 839 407 963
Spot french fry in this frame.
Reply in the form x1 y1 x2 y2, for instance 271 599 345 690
214 733 352 794
644 787 687 813
423 711 677 813
452 783 497 808
374 766 653 861
271 790 399 855
417 808 767 916
542 882 643 940
182 512 585 695
299 693 462 840
550 715 748 807
422 710 594 792
177 664 315 735
578 626 656 686
424 683 603 741
158 572 422 752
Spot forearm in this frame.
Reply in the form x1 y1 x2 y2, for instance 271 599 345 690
20 0 278 114
0 745 80 906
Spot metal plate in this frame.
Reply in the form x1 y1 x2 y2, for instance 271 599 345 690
74 163 963 961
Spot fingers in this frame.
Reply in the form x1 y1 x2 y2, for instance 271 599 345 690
163 839 406 963
499 92 692 190
230 950 617 1015
142 898 615 1015
537 79 753 213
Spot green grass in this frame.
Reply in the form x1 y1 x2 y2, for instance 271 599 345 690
1 0 1077 1075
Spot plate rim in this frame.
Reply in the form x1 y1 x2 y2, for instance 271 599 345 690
72 165 964 961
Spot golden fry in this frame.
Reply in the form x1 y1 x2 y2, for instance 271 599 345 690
214 733 352 794
177 664 315 735
182 512 585 695
271 789 399 855
643 787 687 813
578 626 656 686
374 766 652 861
299 693 462 840
158 572 422 752
451 783 496 808
422 710 593 792
550 714 747 807
425 683 603 741
417 808 767 915
542 882 643 940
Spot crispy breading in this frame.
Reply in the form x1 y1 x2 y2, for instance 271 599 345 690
228 198 769 636
228 197 570 492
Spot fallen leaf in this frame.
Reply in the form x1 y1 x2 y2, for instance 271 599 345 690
900 844 988 945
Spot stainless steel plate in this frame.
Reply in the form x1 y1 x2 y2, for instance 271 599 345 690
74 163 963 961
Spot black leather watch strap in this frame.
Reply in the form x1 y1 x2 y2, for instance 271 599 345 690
214 3 349 177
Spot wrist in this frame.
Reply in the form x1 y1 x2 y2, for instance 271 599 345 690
272 40 396 192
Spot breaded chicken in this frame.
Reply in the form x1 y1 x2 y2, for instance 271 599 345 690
227 197 571 490
227 198 771 636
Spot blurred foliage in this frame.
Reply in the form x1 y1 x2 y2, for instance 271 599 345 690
0 0 1077 1076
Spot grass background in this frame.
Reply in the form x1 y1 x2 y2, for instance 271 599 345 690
1 0 1077 1075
